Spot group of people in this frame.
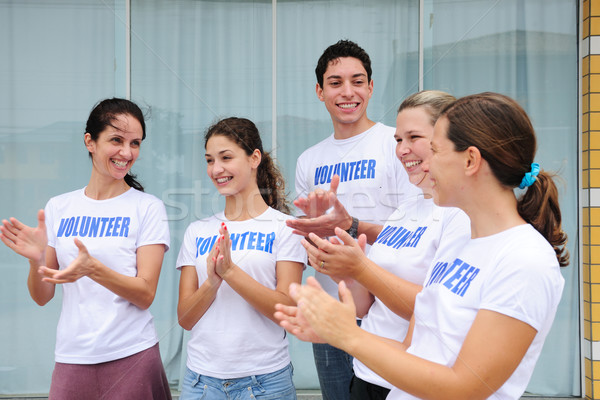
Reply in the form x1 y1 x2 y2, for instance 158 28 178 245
0 39 568 400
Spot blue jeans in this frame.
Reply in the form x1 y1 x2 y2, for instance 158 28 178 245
312 343 354 400
180 363 296 400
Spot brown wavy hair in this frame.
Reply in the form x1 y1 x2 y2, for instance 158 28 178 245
204 117 291 214
441 92 569 267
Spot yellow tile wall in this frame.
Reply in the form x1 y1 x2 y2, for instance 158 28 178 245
585 1 594 397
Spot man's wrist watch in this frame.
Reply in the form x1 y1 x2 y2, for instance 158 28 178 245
345 216 359 239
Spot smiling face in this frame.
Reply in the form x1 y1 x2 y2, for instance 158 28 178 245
394 107 435 196
85 113 143 183
316 57 373 131
427 116 468 207
205 134 261 198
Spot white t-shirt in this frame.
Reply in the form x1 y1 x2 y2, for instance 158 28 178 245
45 187 170 364
295 122 420 296
354 196 471 389
387 224 565 400
176 207 307 379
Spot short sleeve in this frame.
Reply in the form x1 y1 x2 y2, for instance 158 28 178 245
137 197 170 252
276 218 307 264
294 155 309 218
176 223 199 270
44 198 56 248
479 243 563 332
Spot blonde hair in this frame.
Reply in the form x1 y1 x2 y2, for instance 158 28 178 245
398 90 456 125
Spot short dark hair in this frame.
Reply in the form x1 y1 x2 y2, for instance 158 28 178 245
315 40 372 88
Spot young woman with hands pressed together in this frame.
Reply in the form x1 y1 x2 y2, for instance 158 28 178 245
176 117 305 400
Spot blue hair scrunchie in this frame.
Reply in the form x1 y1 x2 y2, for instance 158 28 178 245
519 163 540 189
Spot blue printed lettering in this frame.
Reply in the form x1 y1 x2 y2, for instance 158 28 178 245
333 163 341 177
340 163 349 182
106 217 115 237
56 215 131 238
359 159 367 179
195 237 203 258
89 217 100 237
247 232 257 250
408 227 427 248
348 161 357 180
79 216 91 237
393 230 413 248
386 227 406 247
120 217 130 237
443 261 471 291
111 217 122 237
64 217 75 237
57 218 68 237
455 267 479 296
71 216 80 236
230 233 240 250
367 159 376 178
256 232 265 251
426 258 481 297
265 232 275 253
325 165 333 183
319 166 328 184
99 217 109 237
312 160 377 187
314 167 321 185
196 231 276 254
426 261 447 286
199 236 215 256
438 258 462 283
238 232 249 248
374 225 395 244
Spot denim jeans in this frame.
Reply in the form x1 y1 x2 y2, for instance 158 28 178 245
312 343 354 400
180 363 296 400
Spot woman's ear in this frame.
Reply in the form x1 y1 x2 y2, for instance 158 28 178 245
84 133 95 154
251 149 262 169
464 145 482 176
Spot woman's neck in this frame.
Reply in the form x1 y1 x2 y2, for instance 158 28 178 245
224 188 269 221
85 173 130 200
464 186 526 239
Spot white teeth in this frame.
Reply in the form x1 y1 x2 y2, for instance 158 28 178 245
404 160 422 168
112 160 127 167
339 103 358 109
216 177 232 183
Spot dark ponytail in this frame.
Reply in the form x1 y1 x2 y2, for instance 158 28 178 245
205 117 291 214
517 171 569 267
85 98 146 192
442 92 569 267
